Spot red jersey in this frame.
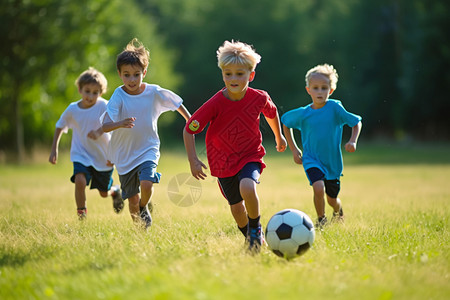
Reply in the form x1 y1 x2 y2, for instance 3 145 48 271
185 87 277 178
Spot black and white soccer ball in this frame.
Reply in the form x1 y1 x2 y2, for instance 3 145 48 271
265 209 315 259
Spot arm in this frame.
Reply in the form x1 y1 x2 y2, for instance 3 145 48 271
183 128 208 180
49 127 64 164
177 104 191 121
101 113 136 133
345 121 362 153
283 125 303 165
87 127 104 140
264 114 287 152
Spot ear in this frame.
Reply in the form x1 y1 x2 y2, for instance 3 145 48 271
329 89 335 95
143 69 148 77
305 86 311 95
249 71 256 82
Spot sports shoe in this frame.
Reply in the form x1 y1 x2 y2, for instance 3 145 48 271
315 216 328 229
77 208 87 220
111 185 124 214
139 204 152 229
247 225 263 253
332 206 344 222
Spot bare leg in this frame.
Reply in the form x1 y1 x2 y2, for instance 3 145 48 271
128 194 140 222
312 180 326 218
230 201 248 228
74 173 87 209
139 180 154 207
239 178 259 219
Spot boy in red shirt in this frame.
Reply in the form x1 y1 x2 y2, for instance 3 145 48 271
183 40 286 253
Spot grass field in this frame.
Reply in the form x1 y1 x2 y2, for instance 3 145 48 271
0 143 449 299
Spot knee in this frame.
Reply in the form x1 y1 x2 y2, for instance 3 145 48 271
128 194 140 206
99 191 108 198
327 196 339 207
239 178 256 198
74 173 87 187
312 181 325 196
140 180 154 193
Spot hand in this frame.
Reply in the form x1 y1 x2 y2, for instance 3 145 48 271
292 148 302 165
87 128 103 140
345 142 357 153
276 136 287 152
49 150 58 164
120 117 136 129
189 158 208 180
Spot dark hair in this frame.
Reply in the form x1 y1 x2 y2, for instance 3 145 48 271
116 38 150 72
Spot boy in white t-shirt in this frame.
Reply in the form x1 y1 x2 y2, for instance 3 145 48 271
49 68 123 219
102 38 191 229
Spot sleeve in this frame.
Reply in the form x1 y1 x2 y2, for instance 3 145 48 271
104 89 122 123
281 108 302 129
154 85 183 112
261 93 277 119
335 101 362 127
184 99 215 135
55 105 72 134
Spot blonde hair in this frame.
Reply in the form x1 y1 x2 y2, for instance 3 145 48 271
217 40 261 71
305 64 339 90
75 67 107 94
117 38 150 72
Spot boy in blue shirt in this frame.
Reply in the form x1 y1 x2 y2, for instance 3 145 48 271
282 64 362 228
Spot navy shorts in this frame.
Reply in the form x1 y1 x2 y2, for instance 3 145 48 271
119 161 161 200
217 162 261 205
71 162 113 192
305 167 340 198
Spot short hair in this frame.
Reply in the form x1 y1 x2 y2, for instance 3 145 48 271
217 40 261 71
75 67 107 94
305 64 339 90
117 38 150 72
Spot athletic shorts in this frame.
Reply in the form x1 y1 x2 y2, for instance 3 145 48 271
305 167 340 198
71 162 113 192
119 161 161 200
217 162 261 205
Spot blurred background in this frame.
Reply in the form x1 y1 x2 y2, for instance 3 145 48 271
1 0 449 162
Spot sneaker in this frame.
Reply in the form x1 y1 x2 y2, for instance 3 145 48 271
332 206 344 222
247 225 263 253
111 185 124 214
139 204 152 229
315 216 328 229
77 208 87 220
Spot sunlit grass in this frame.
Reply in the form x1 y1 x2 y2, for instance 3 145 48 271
0 145 449 299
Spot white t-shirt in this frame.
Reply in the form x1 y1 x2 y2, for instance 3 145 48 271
104 83 183 175
56 98 112 171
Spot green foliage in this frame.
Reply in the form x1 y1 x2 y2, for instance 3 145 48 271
1 0 449 156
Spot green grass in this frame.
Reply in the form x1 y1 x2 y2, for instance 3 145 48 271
0 144 449 299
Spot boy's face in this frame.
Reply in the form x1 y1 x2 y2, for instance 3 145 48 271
118 64 147 95
221 63 255 101
306 73 334 109
78 83 102 109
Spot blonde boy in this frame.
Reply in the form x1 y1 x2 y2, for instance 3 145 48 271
282 64 362 227
184 40 286 253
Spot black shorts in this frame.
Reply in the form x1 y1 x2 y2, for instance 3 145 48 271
71 162 113 192
305 167 340 198
217 162 261 205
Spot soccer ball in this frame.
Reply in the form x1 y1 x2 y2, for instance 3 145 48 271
265 209 315 259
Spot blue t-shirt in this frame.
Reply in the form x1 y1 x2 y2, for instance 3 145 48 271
281 99 361 180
